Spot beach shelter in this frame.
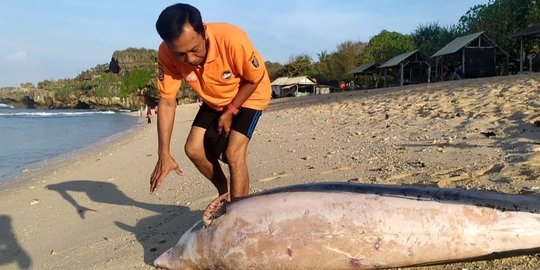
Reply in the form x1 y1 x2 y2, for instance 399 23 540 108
271 76 317 97
378 50 431 87
350 63 380 89
431 32 509 79
351 63 379 75
509 23 540 73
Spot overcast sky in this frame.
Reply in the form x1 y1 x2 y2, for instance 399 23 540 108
0 0 488 87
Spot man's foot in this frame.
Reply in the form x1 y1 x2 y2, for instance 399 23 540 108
203 193 229 226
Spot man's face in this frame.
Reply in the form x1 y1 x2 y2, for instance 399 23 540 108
168 24 206 66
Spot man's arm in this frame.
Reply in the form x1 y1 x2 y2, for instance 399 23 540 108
218 75 263 134
229 79 260 109
157 97 177 155
150 97 184 193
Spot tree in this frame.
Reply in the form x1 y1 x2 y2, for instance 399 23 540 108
313 50 334 80
311 41 366 83
457 0 540 56
363 30 416 63
264 61 283 81
332 41 366 80
276 54 313 77
412 22 461 57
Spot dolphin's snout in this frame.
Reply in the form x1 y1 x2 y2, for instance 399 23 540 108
153 248 174 270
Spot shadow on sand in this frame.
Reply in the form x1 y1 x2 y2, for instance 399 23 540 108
0 215 32 269
46 180 202 265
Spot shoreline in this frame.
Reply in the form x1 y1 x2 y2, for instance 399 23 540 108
0 120 146 192
0 103 200 194
0 76 539 269
0 110 145 190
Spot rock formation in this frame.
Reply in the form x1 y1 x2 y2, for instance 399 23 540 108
109 48 157 74
0 87 145 109
0 48 161 110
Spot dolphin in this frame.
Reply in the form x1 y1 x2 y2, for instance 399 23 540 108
154 182 540 270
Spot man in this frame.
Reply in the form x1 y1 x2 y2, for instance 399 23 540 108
150 3 271 222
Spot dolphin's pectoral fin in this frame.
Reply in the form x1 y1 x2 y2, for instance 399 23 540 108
203 193 229 227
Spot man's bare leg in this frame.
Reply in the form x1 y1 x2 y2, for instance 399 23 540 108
225 130 250 199
203 131 251 226
202 130 250 226
185 127 228 195
185 127 230 225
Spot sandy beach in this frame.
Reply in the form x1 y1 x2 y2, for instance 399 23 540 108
1 73 539 270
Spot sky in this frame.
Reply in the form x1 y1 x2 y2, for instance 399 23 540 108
0 0 489 87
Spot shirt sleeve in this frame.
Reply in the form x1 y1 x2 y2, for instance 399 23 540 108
157 42 183 99
229 31 267 84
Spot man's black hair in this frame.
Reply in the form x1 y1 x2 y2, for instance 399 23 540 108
156 3 205 43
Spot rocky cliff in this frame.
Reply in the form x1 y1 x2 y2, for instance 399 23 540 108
0 48 162 110
0 87 145 109
109 48 158 74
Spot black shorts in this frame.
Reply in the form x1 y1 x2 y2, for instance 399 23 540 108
193 103 262 139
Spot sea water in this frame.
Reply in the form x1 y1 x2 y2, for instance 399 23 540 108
0 104 140 182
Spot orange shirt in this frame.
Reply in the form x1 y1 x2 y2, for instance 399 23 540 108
157 23 271 111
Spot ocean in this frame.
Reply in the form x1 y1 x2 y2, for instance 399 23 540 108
0 104 141 182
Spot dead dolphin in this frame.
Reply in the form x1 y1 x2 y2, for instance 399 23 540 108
154 182 540 269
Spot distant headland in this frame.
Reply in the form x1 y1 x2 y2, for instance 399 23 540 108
0 48 196 110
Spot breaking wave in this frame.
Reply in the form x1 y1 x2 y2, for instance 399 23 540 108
0 110 116 117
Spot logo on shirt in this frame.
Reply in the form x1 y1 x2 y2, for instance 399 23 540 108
158 67 164 81
185 71 198 82
251 56 259 69
222 70 232 80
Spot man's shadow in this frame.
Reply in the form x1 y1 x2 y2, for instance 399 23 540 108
0 215 32 269
46 180 202 265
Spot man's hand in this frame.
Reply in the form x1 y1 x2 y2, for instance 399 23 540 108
218 110 233 135
150 154 185 193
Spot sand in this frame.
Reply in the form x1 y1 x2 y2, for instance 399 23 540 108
0 73 539 270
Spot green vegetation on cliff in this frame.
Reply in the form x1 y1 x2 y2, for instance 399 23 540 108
35 48 160 101
0 47 199 109
120 67 156 97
